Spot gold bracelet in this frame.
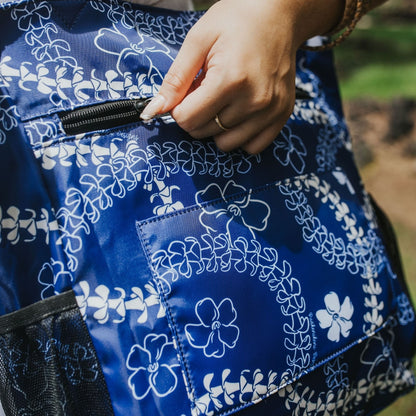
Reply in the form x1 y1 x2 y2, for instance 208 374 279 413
302 0 367 51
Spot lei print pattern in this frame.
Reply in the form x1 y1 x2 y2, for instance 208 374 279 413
0 89 19 145
0 1 414 416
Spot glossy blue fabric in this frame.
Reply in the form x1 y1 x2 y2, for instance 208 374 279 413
0 1 415 415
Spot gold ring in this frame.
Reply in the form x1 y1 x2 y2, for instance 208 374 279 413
214 114 230 132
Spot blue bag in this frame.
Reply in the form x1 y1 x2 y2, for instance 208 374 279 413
0 1 414 415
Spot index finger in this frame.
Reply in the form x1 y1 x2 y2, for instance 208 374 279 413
159 23 216 111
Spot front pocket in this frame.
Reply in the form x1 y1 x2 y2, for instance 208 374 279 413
137 171 400 415
0 291 114 416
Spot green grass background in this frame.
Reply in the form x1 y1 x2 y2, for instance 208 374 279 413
335 24 416 100
334 4 416 415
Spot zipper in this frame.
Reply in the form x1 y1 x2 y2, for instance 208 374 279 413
59 97 153 136
59 88 312 136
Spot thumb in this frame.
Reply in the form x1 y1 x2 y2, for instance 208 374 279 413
140 26 212 121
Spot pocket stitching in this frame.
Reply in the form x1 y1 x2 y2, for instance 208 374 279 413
136 173 402 414
138 208 400 415
136 221 199 406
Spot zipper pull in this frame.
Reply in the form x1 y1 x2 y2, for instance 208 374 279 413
135 98 171 124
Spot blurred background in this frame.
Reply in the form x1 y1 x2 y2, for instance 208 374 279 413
334 1 416 412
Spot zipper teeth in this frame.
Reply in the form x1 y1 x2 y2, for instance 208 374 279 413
60 99 140 124
59 98 153 135
63 109 139 131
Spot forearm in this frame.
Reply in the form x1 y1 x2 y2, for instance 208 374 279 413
195 0 388 41
279 0 345 47
196 0 388 13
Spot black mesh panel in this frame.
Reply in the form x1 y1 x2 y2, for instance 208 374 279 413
0 291 114 416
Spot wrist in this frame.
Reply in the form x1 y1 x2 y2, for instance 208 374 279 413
273 0 345 49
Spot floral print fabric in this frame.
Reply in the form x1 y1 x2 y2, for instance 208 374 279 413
0 1 414 415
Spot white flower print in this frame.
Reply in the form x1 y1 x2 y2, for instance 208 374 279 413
94 24 171 94
360 331 396 381
185 298 240 358
126 333 179 400
37 259 73 299
316 292 354 342
273 126 307 174
195 180 271 239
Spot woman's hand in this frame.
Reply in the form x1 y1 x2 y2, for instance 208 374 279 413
141 0 344 154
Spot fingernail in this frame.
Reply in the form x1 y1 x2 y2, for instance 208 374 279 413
140 95 166 121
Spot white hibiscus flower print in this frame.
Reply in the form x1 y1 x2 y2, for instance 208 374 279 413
126 333 179 400
185 297 240 358
195 180 271 239
316 292 354 342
